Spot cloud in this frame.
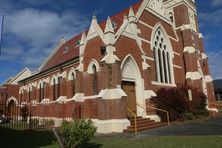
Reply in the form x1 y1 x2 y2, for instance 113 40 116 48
199 9 222 27
207 51 222 79
211 0 222 7
1 4 89 71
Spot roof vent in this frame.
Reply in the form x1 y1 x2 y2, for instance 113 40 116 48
112 21 117 29
63 46 69 54
76 40 81 47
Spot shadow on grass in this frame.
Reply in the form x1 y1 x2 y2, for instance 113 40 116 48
0 126 57 148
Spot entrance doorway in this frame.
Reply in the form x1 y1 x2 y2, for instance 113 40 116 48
122 81 137 117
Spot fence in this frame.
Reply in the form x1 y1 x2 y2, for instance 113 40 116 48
0 101 81 131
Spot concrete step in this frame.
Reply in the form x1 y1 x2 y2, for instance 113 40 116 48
124 122 167 133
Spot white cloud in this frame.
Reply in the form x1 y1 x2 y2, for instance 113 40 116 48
207 51 222 80
1 6 89 69
211 0 222 7
199 9 222 27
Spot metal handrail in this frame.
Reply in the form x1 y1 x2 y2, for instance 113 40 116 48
146 105 170 126
208 102 222 107
208 102 222 118
127 107 137 134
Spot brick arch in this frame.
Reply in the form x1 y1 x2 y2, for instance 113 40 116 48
87 59 100 74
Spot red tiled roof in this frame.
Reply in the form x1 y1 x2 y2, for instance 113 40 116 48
40 1 143 72
41 34 81 71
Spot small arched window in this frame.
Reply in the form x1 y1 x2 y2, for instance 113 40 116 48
71 73 76 96
28 86 31 101
57 77 61 98
92 65 97 95
153 28 173 84
53 78 56 101
169 12 174 23
39 84 41 101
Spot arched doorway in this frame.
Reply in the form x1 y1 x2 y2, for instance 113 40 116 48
8 100 16 117
121 55 145 117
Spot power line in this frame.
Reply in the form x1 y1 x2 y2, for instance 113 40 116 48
209 45 222 59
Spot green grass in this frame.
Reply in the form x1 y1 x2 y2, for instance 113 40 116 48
0 126 59 148
1 123 222 148
89 135 222 148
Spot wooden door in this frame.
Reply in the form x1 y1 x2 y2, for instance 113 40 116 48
122 81 137 117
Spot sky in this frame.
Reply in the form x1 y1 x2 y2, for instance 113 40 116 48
0 0 222 83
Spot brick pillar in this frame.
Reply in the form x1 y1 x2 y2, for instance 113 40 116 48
59 78 66 96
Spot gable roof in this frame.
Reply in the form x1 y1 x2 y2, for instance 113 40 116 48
39 0 143 72
1 68 32 86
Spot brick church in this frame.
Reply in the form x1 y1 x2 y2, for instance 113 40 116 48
1 0 215 133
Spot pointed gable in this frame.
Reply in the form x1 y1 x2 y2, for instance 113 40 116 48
38 1 143 72
40 34 81 72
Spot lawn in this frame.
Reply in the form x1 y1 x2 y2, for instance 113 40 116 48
0 126 58 148
1 124 222 148
91 135 222 148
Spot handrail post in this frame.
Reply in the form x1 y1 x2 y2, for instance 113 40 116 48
127 107 137 134
166 112 170 126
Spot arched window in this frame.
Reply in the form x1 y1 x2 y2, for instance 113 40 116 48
153 28 173 84
169 12 174 23
57 77 61 98
42 82 46 100
92 65 97 95
28 86 31 102
39 83 42 102
53 78 56 101
71 73 76 96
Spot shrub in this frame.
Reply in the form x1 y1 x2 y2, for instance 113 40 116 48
60 119 96 148
20 105 29 121
150 86 208 121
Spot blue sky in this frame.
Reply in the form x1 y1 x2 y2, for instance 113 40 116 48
0 0 222 83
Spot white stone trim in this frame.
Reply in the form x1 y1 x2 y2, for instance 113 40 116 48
202 53 208 59
205 75 213 83
139 37 151 44
151 81 176 87
199 33 203 38
173 64 182 69
6 96 18 105
67 68 76 80
145 115 161 122
54 96 68 103
173 51 180 56
186 71 202 80
183 46 196 53
87 59 100 74
98 88 127 100
144 90 157 99
92 119 130 133
138 20 154 29
40 98 51 104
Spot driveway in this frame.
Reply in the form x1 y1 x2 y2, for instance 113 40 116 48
101 116 222 139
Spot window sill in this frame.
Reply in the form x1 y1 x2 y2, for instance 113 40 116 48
151 81 176 87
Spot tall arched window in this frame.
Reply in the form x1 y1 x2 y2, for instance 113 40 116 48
39 83 42 102
153 28 173 84
92 65 97 95
28 86 31 102
53 78 56 101
42 82 46 100
71 73 76 96
58 76 61 98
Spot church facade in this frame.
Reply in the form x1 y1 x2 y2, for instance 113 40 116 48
16 0 215 133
